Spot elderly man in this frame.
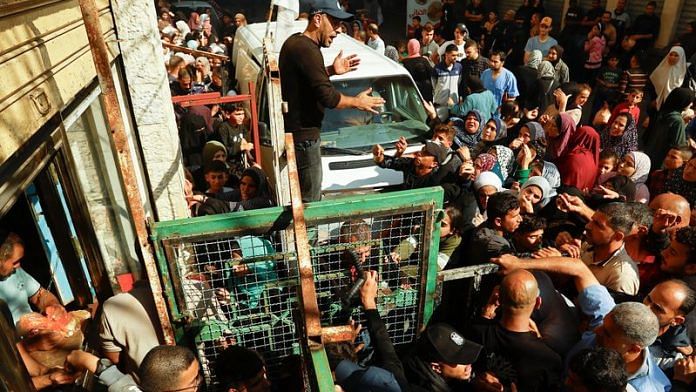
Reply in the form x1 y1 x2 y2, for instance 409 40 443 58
645 280 696 369
647 193 692 254
494 254 671 391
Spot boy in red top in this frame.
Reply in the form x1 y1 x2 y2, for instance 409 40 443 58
609 88 642 125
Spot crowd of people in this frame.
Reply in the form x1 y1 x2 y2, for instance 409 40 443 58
4 0 696 391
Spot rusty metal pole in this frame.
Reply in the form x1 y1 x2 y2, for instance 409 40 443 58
77 0 175 345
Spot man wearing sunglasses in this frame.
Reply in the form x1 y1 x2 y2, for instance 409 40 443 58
279 0 385 202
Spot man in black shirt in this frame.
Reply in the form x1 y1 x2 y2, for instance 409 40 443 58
278 0 384 202
468 269 564 391
628 1 661 51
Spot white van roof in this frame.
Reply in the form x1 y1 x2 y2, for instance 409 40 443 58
233 20 409 81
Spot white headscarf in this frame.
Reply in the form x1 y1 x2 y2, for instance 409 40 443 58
176 20 191 39
473 171 503 192
650 46 687 110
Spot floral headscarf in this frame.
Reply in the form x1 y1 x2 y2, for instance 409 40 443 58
601 113 637 158
493 145 514 181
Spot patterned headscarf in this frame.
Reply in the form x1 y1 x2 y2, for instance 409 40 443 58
474 153 497 172
493 145 514 181
455 110 484 148
526 50 543 70
601 113 638 158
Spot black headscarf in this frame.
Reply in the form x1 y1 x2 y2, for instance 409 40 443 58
660 87 695 114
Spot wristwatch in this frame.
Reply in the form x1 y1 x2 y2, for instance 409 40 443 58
94 358 113 376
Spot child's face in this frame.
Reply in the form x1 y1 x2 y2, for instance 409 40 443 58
663 149 685 170
608 57 619 68
205 171 227 192
630 55 639 68
627 92 643 105
228 108 245 125
598 158 616 175
618 154 636 177
514 229 544 251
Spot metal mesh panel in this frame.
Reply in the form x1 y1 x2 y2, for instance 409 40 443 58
312 210 427 347
164 232 301 389
152 187 445 392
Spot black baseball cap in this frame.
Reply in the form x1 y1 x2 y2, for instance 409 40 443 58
310 0 353 20
423 140 448 165
418 323 482 364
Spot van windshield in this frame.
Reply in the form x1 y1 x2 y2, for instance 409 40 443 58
320 75 429 152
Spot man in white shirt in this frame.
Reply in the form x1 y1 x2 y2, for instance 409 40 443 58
366 23 385 55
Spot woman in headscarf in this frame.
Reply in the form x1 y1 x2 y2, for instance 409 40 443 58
600 112 638 158
471 117 507 157
516 50 543 110
454 110 484 149
518 176 552 214
194 56 212 87
530 160 561 204
176 20 191 43
222 166 275 211
509 121 544 149
472 171 504 226
351 20 364 41
544 113 601 191
384 45 400 62
402 39 433 102
650 46 687 110
453 75 498 122
617 151 651 203
643 87 695 166
537 59 557 110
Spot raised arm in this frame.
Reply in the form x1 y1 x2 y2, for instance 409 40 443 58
492 253 599 292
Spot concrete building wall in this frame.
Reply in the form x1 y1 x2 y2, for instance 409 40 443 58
110 0 188 222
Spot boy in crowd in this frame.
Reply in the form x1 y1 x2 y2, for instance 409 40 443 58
648 146 693 196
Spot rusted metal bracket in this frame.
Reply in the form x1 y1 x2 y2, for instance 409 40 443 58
284 133 323 343
77 0 175 344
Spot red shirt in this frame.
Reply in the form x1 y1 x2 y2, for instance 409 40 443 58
609 102 640 125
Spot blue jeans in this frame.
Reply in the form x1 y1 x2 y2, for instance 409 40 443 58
294 138 322 202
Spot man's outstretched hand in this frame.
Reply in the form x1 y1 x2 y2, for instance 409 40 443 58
355 88 386 114
332 50 360 75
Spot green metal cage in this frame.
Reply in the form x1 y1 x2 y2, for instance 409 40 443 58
150 187 444 391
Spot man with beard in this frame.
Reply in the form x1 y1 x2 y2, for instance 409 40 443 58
279 0 384 202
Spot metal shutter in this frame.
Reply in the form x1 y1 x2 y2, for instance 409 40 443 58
677 1 696 36
496 0 566 30
497 0 521 16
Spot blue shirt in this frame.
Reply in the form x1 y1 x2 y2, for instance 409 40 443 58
335 359 402 392
0 268 41 325
480 68 519 107
567 285 671 392
524 36 558 56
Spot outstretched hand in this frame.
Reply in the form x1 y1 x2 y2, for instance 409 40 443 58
332 50 360 75
355 87 385 114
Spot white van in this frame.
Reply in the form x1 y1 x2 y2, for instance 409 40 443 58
232 21 430 194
